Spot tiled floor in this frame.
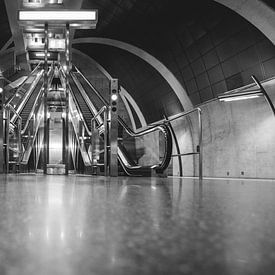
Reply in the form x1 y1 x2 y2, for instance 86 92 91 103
0 174 275 275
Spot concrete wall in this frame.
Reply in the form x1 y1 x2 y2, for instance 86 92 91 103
172 79 275 179
0 51 15 76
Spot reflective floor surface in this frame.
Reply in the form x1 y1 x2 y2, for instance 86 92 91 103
0 175 275 275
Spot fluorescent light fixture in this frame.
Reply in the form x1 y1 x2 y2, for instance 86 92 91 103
19 10 97 21
219 94 261 102
218 92 262 102
36 52 51 57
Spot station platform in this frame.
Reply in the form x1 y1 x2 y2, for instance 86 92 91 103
0 174 274 275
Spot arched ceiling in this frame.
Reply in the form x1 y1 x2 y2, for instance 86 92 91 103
1 0 275 123
74 43 184 123
73 0 275 122
214 0 275 45
0 1 11 50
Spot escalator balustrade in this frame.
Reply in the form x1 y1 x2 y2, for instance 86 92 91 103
67 68 173 176
4 64 172 176
5 66 54 172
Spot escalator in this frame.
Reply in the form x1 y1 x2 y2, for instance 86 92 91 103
5 63 43 111
71 69 105 112
68 73 94 128
3 63 172 176
68 67 173 176
13 73 44 130
6 65 54 170
117 118 172 176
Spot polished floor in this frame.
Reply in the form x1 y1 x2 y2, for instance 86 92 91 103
0 175 275 275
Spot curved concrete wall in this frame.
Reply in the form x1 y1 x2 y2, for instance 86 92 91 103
173 79 275 179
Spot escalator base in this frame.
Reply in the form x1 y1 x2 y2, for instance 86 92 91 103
47 164 66 175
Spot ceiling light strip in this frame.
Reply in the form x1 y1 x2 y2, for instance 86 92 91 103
18 10 97 21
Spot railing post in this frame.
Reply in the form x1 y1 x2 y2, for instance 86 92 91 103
5 108 10 173
91 119 97 170
109 79 119 177
43 23 49 174
198 108 203 181
64 23 70 175
17 118 22 171
0 87 5 173
163 114 183 177
103 109 108 176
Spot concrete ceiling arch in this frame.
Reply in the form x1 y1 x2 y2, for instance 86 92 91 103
72 37 193 111
214 0 275 45
72 48 147 129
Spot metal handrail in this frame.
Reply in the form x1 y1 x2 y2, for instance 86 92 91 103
60 68 93 166
70 71 103 126
5 62 42 107
10 70 44 124
151 108 201 125
67 82 92 137
74 66 165 137
5 104 23 167
118 115 169 138
75 66 109 106
91 106 107 128
60 67 94 137
251 75 275 117
162 107 203 181
5 103 22 121
69 109 93 167
21 67 54 134
163 114 183 177
20 102 44 164
20 64 53 165
73 68 175 173
21 88 44 135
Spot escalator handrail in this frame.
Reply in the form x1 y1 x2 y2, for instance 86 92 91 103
91 106 107 128
117 121 173 173
5 62 42 107
73 67 173 173
67 75 92 137
5 103 22 122
10 70 44 124
70 118 92 167
70 71 103 127
20 67 54 135
74 66 109 106
20 100 44 164
118 116 172 172
118 116 167 138
62 70 95 165
74 66 167 137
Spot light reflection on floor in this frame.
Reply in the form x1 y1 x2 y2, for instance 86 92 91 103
0 175 275 275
